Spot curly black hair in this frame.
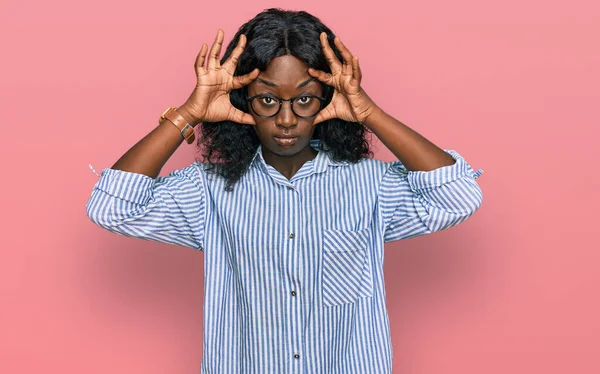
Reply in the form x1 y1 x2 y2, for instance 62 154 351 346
197 8 373 191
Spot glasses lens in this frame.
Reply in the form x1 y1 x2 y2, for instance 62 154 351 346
250 95 322 117
251 95 280 117
292 96 322 117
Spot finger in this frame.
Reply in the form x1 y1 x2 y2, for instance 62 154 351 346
351 56 362 86
194 43 209 77
208 29 224 70
320 32 341 72
308 67 334 86
313 112 325 125
334 37 354 76
334 37 354 65
223 34 247 75
229 107 256 125
232 68 259 89
313 104 334 125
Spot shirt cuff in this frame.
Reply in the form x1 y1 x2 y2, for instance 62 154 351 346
392 150 483 193
93 168 156 205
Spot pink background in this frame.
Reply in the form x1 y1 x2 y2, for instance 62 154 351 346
1 0 599 372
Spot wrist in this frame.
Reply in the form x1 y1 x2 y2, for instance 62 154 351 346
177 105 201 127
362 104 383 127
355 89 378 124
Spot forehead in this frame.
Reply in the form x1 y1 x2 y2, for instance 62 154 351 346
257 55 311 86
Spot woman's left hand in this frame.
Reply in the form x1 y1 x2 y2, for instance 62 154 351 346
309 32 377 125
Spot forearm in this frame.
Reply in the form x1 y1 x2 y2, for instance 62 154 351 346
110 105 199 178
364 105 455 172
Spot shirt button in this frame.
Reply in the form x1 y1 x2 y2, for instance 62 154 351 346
294 354 300 359
291 290 297 297
289 233 295 239
287 186 293 190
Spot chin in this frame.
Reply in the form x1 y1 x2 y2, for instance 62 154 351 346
269 145 299 156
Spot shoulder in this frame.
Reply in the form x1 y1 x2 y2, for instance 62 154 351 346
341 155 393 175
173 160 209 177
157 160 212 188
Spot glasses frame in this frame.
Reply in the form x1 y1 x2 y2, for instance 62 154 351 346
246 93 327 119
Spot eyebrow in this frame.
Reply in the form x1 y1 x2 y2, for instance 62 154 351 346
256 77 316 89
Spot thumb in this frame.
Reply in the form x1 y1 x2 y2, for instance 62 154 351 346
308 68 334 86
313 104 334 125
313 112 325 125
232 68 260 90
228 107 256 125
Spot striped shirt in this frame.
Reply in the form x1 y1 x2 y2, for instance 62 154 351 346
86 139 483 373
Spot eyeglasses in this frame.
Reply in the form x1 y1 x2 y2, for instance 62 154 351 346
246 94 326 118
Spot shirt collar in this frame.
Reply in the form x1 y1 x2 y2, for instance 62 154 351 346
250 139 348 176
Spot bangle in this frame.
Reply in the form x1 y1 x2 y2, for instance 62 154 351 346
159 106 196 144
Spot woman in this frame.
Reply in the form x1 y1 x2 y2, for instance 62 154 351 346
86 8 484 374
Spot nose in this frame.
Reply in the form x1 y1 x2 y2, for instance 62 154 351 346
275 101 297 129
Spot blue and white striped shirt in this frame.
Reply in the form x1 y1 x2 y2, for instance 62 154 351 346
86 139 483 373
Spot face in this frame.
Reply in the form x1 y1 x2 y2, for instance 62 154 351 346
247 55 324 157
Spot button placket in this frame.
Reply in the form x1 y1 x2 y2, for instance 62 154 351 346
288 187 303 372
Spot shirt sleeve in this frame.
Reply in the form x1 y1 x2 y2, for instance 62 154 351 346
85 162 208 250
377 150 484 242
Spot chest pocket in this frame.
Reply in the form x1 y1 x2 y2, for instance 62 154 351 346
322 228 374 307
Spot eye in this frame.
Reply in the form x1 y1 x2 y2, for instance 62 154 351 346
296 96 313 105
259 96 278 106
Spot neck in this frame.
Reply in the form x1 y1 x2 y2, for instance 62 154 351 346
261 145 318 180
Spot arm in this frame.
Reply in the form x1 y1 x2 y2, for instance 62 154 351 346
310 32 456 172
363 107 456 171
363 97 483 241
86 30 260 250
377 150 483 242
86 105 209 250
308 32 484 241
108 106 199 178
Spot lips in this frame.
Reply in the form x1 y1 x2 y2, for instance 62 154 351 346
274 135 298 139
273 135 298 146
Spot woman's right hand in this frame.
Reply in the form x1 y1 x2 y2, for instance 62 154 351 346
181 29 259 125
